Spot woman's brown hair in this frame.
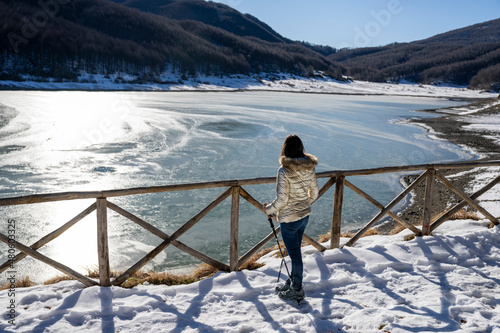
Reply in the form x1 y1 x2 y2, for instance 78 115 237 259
281 134 306 158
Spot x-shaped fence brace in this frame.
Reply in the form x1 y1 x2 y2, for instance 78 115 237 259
341 169 500 248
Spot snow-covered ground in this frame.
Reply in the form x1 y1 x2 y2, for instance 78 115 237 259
454 100 500 149
1 217 499 332
1 73 498 99
435 99 500 116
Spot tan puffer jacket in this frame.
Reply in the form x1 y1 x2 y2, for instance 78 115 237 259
264 154 319 223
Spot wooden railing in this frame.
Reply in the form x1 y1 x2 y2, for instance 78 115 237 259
0 160 499 287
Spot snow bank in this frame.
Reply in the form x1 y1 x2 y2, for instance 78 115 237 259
1 218 499 332
435 100 500 115
1 73 498 100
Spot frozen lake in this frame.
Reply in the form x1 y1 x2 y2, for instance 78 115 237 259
0 91 471 282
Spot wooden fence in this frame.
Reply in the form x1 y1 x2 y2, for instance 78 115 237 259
0 160 499 287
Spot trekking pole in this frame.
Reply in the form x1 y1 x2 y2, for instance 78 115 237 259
277 253 285 283
268 217 292 284
268 216 302 304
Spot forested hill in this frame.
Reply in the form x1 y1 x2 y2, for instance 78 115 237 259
328 18 500 90
113 0 338 56
111 0 287 43
0 0 341 81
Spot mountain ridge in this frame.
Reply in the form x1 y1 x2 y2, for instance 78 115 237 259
0 0 498 89
328 18 500 89
113 0 288 43
416 18 500 45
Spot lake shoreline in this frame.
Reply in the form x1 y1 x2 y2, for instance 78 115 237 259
376 97 500 234
0 75 497 100
0 86 489 101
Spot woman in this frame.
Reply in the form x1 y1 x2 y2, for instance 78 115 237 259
264 134 319 300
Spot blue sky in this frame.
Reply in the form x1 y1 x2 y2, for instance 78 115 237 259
207 0 500 48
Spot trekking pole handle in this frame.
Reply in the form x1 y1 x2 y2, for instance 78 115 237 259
268 216 279 238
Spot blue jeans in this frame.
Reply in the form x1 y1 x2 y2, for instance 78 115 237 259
280 215 309 290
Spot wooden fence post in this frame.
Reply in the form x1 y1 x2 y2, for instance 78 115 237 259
331 175 345 249
422 169 435 235
97 198 111 286
230 186 240 271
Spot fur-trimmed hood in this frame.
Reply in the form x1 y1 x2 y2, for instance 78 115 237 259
279 153 318 171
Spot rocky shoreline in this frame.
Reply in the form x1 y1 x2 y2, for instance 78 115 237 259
376 96 500 234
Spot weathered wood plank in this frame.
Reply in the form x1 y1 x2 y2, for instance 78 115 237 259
230 186 240 271
0 191 106 206
237 186 280 267
2 160 499 206
0 179 271 206
0 233 98 287
431 174 500 231
96 198 110 287
317 160 500 178
303 234 327 252
0 202 96 274
315 177 336 203
343 170 428 247
422 169 435 235
112 187 232 286
238 228 279 268
107 201 229 271
344 180 422 236
238 187 266 213
435 171 499 225
331 175 345 249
